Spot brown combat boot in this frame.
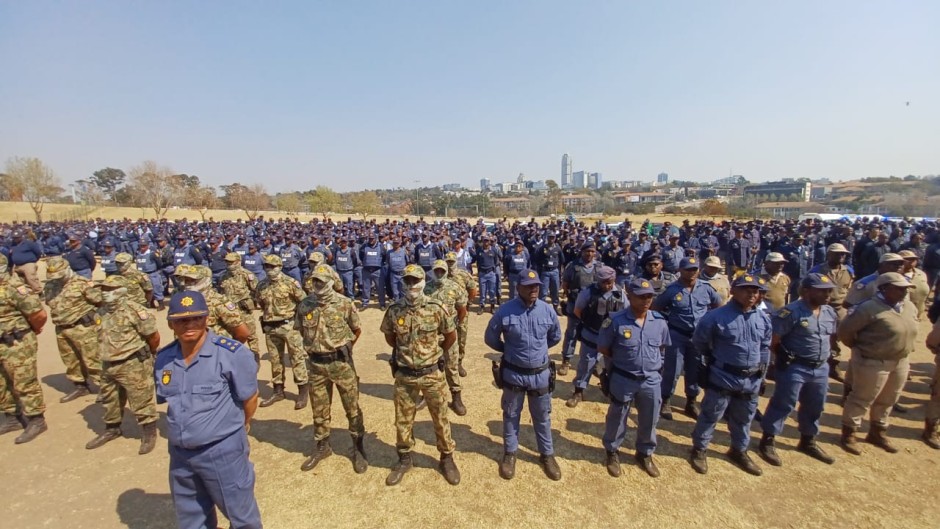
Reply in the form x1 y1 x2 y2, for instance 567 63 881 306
565 389 583 408
690 448 708 474
439 452 461 485
797 434 835 464
605 451 621 477
15 415 47 444
0 414 25 436
499 452 516 480
758 433 782 467
87 424 122 449
865 425 899 453
139 422 158 455
300 438 333 471
352 436 368 474
386 453 413 486
259 384 285 407
539 454 561 481
840 425 862 455
635 453 660 478
458 362 467 378
727 448 762 476
60 384 90 403
684 397 700 419
449 391 467 416
922 419 940 450
294 384 309 410
557 360 571 376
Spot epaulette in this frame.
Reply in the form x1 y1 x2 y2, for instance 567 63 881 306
649 310 665 319
776 308 791 319
16 285 29 296
214 336 242 352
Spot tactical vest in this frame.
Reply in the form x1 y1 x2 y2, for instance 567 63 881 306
581 285 625 332
568 262 597 298
362 245 382 267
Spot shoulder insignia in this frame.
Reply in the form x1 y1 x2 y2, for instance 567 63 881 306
397 317 405 325
306 312 313 320
224 302 237 311
855 283 865 290
214 336 241 352
16 286 28 296
601 318 612 329
137 309 150 320
776 308 791 318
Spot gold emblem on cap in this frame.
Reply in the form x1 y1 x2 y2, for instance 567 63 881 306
689 258 696 263
820 276 830 282
528 271 536 278
397 318 405 325
744 276 753 282
641 281 650 288
306 313 312 320
181 296 194 307
317 265 328 273
758 278 766 285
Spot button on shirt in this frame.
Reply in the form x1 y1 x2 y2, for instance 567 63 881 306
773 299 837 363
653 281 722 335
154 332 259 449
484 298 562 389
693 301 771 391
597 308 671 378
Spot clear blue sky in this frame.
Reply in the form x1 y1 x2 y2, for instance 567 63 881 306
1 1 937 192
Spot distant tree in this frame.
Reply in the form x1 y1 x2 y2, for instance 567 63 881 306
277 192 304 218
5 156 63 222
89 167 126 201
224 183 270 221
172 174 201 189
349 190 382 219
126 160 180 218
307 185 341 216
545 179 562 215
187 186 219 221
698 199 729 216
0 172 20 201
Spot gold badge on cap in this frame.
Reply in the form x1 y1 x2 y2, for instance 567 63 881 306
306 313 313 320
181 296 194 307
161 370 172 385
398 318 405 325
528 271 536 278
689 258 696 263
820 276 830 283
744 276 753 282
641 281 650 288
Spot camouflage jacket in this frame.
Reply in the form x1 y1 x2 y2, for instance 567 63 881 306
380 296 454 369
99 301 156 362
42 276 101 326
0 275 41 335
294 294 360 353
257 273 305 321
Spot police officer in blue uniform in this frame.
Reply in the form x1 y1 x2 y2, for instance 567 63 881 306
652 256 722 421
689 274 772 476
278 235 304 284
504 240 530 296
333 238 358 298
154 291 262 529
386 238 409 301
359 234 386 310
597 277 671 478
559 241 599 374
473 236 501 314
242 243 266 282
758 273 838 467
535 233 563 313
135 238 164 309
100 241 118 276
484 269 562 481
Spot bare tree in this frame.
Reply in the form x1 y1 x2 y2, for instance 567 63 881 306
226 183 270 221
126 161 180 218
5 157 63 222
187 186 220 221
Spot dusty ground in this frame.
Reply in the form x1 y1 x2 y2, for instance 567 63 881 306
2 268 939 529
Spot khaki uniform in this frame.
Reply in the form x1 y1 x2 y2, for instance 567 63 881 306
295 294 363 442
43 276 102 386
839 297 918 430
905 268 930 321
701 273 731 302
380 296 456 455
760 272 790 311
926 320 940 423
0 277 45 417
257 273 308 386
98 300 158 427
219 265 261 353
424 278 467 393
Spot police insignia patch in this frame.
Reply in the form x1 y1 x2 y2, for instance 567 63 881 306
398 318 405 325
181 296 194 307
528 271 536 278
161 370 172 385
225 302 236 311
820 276 830 283
777 309 791 318
800 320 809 327
16 286 28 296
623 329 632 339
675 294 683 301
306 312 313 320
641 281 650 288
601 318 612 329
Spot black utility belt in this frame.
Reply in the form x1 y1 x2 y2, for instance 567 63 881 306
262 319 290 327
502 360 550 376
712 360 764 378
397 363 440 378
789 356 827 369
0 328 31 346
479 267 495 273
706 382 756 399
106 347 149 365
308 350 348 364
57 311 98 331
609 364 649 381
504 383 551 397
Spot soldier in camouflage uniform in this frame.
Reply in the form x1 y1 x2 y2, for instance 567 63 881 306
302 252 343 295
257 254 309 409
446 252 477 376
295 264 367 474
175 264 253 355
114 252 153 308
425 259 469 416
42 256 103 403
381 264 460 486
85 276 162 454
0 253 50 444
218 252 261 355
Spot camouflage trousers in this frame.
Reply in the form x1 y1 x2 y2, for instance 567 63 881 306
0 333 46 417
306 356 363 442
55 323 101 386
263 320 308 386
100 351 158 427
237 308 261 360
393 369 455 454
443 340 461 393
457 319 468 364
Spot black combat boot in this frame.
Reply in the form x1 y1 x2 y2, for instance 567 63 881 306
758 433 782 467
386 453 413 486
660 397 674 420
60 383 90 403
439 452 461 485
499 452 516 480
0 414 25 436
15 415 47 444
294 384 309 410
139 422 158 455
86 424 122 449
683 397 700 419
689 448 708 474
352 436 368 474
259 384 285 407
301 438 333 471
797 434 835 464
539 454 561 481
634 453 660 478
727 448 762 476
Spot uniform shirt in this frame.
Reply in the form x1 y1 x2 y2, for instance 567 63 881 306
759 272 790 311
662 245 685 273
65 245 97 273
154 332 259 449
536 243 563 271
387 248 409 273
809 263 853 308
203 290 246 338
135 249 159 273
206 246 229 275
700 272 731 302
843 273 881 308
359 243 385 268
424 278 468 318
99 301 156 362
294 294 360 353
100 250 118 274
256 273 305 321
119 268 154 307
380 296 454 370
333 247 357 271
729 237 752 268
10 240 43 266
504 251 529 274
0 276 41 335
693 300 771 388
597 307 670 378
279 244 304 270
773 299 837 363
838 295 918 361
652 280 722 335
42 276 101 326
484 298 561 388
220 266 259 305
241 252 266 282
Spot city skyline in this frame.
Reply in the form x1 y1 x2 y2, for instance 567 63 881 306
1 2 937 193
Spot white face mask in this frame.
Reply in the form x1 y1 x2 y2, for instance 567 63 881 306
403 280 426 304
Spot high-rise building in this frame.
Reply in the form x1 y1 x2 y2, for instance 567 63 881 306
517 172 527 184
561 153 572 188
657 172 669 185
480 178 491 192
587 172 603 189
572 170 586 189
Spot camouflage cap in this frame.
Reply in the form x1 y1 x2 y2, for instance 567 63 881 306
45 256 70 279
174 264 198 278
432 259 448 271
310 264 333 282
224 252 241 262
445 251 457 262
403 264 425 280
262 254 282 267
114 252 134 264
307 251 325 263
98 275 127 290
191 265 212 279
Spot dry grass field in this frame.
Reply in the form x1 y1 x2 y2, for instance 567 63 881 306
1 230 938 529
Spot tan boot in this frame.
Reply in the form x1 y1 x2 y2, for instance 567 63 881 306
138 422 158 455
865 425 899 453
294 384 309 410
922 419 940 450
840 425 862 455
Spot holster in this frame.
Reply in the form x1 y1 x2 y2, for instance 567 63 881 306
548 361 557 393
492 360 504 389
389 347 399 377
599 369 610 397
775 349 793 374
239 298 256 312
697 356 712 387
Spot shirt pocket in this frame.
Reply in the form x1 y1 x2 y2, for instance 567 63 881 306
716 321 741 339
191 382 226 412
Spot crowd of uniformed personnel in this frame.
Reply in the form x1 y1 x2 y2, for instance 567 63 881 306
1 213 940 497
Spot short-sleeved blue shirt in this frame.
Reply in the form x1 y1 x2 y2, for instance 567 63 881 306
484 298 562 389
154 331 259 449
693 300 771 391
597 307 671 378
773 299 838 362
652 280 722 335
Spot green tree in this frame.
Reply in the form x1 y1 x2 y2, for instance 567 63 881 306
349 190 382 219
307 185 341 216
222 183 270 221
5 156 63 222
545 179 562 215
277 192 304 218
89 167 126 201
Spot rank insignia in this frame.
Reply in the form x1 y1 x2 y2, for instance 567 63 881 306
777 309 791 318
137 310 150 320
675 294 683 301
306 313 313 320
161 370 172 385
623 329 632 339
16 286 28 296
398 318 405 325
601 318 612 329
